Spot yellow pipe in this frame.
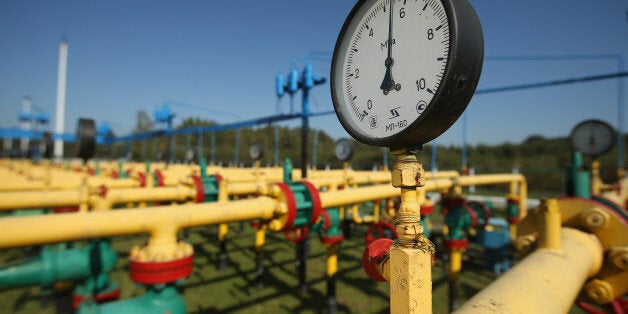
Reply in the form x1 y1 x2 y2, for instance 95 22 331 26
90 186 197 210
388 152 432 314
449 248 463 280
218 224 229 241
0 196 280 249
320 184 398 208
0 187 86 210
254 226 266 249
326 245 338 277
455 228 603 314
538 199 561 249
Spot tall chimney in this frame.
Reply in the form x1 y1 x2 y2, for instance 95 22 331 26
53 39 68 160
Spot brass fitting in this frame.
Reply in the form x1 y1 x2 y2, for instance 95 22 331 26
585 279 615 304
396 223 425 236
579 207 611 231
391 155 425 188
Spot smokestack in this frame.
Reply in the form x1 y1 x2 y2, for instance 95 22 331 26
19 96 32 154
53 39 68 160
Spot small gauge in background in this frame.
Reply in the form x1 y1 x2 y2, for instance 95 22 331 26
570 119 616 158
249 141 265 161
335 138 354 162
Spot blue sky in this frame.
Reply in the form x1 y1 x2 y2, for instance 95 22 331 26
0 0 627 146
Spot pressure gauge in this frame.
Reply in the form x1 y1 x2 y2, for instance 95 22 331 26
249 141 265 161
331 0 483 150
570 119 616 157
185 149 195 162
335 138 354 161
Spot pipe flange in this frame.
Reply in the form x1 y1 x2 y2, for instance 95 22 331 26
445 239 469 250
268 183 297 232
300 180 323 226
190 175 205 203
129 255 194 285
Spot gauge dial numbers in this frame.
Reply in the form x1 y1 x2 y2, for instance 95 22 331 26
332 0 483 150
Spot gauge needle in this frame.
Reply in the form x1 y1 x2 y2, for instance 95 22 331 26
380 0 400 95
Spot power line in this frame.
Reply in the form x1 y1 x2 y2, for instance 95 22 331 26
475 71 628 95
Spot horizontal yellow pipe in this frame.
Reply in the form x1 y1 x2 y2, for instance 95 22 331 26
91 186 198 210
0 189 83 210
0 196 278 249
320 184 399 208
455 228 603 314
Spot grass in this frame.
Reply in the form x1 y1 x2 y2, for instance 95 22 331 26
0 208 589 313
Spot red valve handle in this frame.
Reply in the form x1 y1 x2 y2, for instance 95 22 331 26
365 221 398 246
362 238 393 282
284 227 309 243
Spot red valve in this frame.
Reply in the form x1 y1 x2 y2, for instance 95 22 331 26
98 184 108 198
446 239 469 250
365 221 398 246
284 227 309 243
464 203 479 228
578 297 628 314
421 203 434 215
191 175 204 203
52 206 79 213
155 170 165 187
467 200 491 227
138 172 146 187
362 238 393 282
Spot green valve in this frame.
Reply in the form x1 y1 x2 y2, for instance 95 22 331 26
289 182 316 228
77 284 186 314
283 158 293 184
201 175 221 203
564 151 590 198
0 240 117 288
444 204 472 241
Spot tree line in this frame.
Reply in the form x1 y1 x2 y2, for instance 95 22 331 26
90 112 626 194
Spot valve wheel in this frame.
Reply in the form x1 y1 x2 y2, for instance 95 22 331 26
284 227 309 243
365 221 398 246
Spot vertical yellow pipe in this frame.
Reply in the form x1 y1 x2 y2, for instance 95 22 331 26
449 249 463 279
326 245 338 278
218 179 229 241
539 199 561 250
254 227 265 249
389 152 433 314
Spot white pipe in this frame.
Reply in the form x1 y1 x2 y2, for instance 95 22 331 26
53 39 68 160
20 96 31 153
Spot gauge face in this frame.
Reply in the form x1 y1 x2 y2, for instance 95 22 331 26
570 119 616 157
249 142 264 160
335 138 354 161
331 0 483 150
185 149 195 162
